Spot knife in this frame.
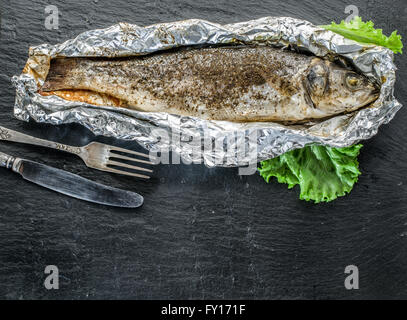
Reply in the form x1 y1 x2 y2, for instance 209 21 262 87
0 151 143 208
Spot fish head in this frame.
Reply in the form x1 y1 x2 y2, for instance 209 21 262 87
303 58 380 114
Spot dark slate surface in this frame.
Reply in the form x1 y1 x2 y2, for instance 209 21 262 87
0 0 406 300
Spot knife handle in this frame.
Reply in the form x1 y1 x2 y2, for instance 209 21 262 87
0 151 16 169
0 126 81 155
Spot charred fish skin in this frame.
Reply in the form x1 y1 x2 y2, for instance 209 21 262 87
41 46 379 122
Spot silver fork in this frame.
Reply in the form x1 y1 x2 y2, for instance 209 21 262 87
0 126 154 179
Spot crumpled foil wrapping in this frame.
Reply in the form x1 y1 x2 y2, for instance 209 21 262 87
12 16 402 167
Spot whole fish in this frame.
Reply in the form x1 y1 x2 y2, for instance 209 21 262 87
41 46 379 122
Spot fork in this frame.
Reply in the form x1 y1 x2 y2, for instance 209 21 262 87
0 126 154 179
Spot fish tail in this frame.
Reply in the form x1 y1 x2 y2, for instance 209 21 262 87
41 58 80 91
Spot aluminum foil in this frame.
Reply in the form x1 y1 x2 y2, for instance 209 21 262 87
12 16 402 167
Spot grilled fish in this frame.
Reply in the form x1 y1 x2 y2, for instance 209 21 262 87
41 46 379 122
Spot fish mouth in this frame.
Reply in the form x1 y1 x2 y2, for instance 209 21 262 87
360 90 380 108
371 85 381 100
371 81 381 95
372 88 381 96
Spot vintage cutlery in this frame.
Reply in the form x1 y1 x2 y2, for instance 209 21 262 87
0 126 154 179
0 150 144 208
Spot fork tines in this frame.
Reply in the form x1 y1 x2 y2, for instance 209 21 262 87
106 146 156 179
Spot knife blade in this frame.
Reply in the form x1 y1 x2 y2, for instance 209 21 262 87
0 151 143 208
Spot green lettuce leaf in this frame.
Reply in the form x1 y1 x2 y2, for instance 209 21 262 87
258 145 363 203
321 16 403 54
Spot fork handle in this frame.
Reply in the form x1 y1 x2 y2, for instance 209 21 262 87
0 126 82 155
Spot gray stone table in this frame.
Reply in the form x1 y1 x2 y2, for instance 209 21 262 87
0 0 406 299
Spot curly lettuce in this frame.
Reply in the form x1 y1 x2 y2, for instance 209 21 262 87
321 16 403 54
259 145 363 203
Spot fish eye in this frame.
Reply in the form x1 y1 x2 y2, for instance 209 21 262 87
345 73 362 90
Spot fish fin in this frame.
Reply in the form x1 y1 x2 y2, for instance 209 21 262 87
302 79 316 109
41 58 79 91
